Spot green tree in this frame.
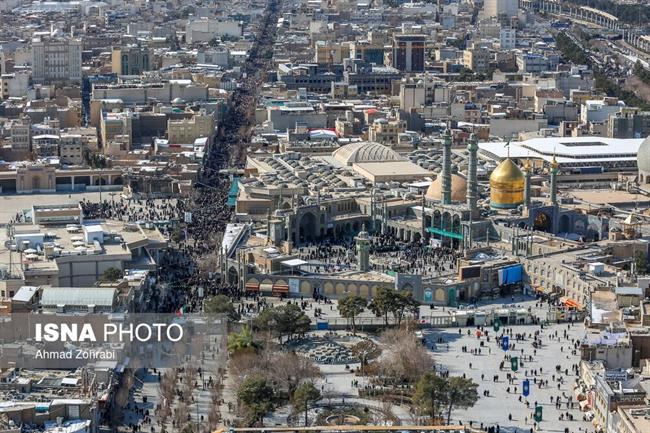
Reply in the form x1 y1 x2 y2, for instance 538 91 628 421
338 295 367 335
227 325 260 355
203 294 239 320
413 372 447 422
276 304 310 340
634 251 648 275
292 382 321 426
256 304 310 341
237 376 275 426
101 267 122 282
170 225 184 243
554 32 591 66
368 287 395 325
254 307 280 340
390 291 420 326
444 376 479 425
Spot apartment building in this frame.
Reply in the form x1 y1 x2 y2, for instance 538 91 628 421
31 35 82 84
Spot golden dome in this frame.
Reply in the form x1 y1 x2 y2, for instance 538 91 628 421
490 158 524 209
425 173 467 202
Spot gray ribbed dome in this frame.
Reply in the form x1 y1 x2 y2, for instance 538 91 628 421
638 135 650 174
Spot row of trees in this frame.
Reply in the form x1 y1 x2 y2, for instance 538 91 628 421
554 32 650 110
634 61 650 87
237 377 321 427
554 32 591 66
225 305 318 426
337 289 419 334
593 69 650 111
227 324 322 426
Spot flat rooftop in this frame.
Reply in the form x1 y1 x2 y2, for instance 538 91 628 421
479 137 643 165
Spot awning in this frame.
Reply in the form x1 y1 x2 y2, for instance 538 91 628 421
272 283 289 294
281 258 308 267
260 283 273 292
566 299 581 309
561 297 582 309
245 282 260 291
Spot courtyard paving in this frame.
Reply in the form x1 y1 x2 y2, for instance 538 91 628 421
425 322 592 433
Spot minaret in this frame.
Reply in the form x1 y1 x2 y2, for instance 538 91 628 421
550 155 558 206
421 194 426 240
466 133 479 217
356 224 370 272
523 159 532 210
370 191 375 233
266 208 272 244
441 128 452 205
286 215 293 253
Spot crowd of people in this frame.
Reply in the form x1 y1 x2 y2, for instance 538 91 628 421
371 235 459 276
432 321 590 433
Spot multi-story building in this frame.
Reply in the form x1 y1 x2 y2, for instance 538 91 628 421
100 111 133 153
59 134 84 165
344 63 402 95
392 34 425 72
368 118 406 146
278 63 344 93
516 53 550 73
185 18 243 43
32 134 59 158
581 98 625 125
111 45 153 76
8 117 31 151
463 47 493 73
608 109 650 138
31 35 82 84
399 76 450 111
483 0 518 18
614 406 650 433
92 81 210 105
499 28 516 50
267 102 327 132
167 109 215 144
197 47 230 67
350 40 385 65
0 71 30 99
314 41 350 64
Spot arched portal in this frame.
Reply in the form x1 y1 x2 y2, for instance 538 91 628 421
533 212 552 232
559 214 571 233
227 267 238 285
441 212 451 232
586 224 600 241
299 212 317 243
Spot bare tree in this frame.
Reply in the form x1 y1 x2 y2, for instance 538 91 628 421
270 351 321 397
378 327 434 384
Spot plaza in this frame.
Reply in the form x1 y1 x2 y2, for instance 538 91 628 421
426 322 591 433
